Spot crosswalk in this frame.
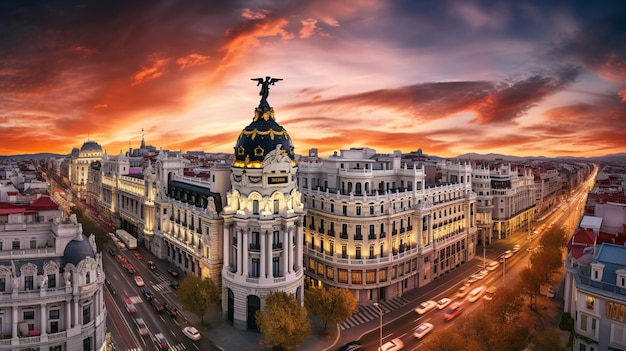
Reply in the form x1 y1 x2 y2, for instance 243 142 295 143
126 343 187 351
152 283 168 291
340 296 410 330
128 295 143 304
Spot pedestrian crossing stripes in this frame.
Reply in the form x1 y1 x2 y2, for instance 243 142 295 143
152 283 167 291
128 296 143 304
125 342 186 351
339 296 410 330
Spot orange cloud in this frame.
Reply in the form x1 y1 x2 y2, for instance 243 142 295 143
300 19 318 39
131 57 170 86
176 53 210 69
620 90 626 102
93 104 108 108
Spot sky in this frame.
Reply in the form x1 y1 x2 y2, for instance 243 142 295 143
1 0 625 158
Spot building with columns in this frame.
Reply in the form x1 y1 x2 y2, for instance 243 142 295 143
70 141 103 200
298 150 477 304
220 80 306 330
0 196 107 351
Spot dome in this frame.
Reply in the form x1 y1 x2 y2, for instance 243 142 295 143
80 141 102 152
63 235 95 266
232 107 296 169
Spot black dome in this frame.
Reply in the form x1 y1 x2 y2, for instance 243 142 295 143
63 235 95 266
232 107 296 169
80 141 102 152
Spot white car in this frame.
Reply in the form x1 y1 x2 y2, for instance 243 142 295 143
436 297 451 310
486 261 499 271
414 300 437 315
378 338 404 351
474 269 489 280
468 286 486 302
182 326 201 341
512 244 521 253
502 250 514 259
414 322 434 339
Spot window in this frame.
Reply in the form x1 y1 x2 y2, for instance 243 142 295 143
23 311 35 320
272 257 280 277
326 266 334 279
343 206 347 216
274 200 279 214
25 276 33 290
253 200 259 215
379 268 387 282
338 269 348 283
366 270 376 284
341 245 347 258
83 305 91 324
48 274 56 288
272 231 280 249
12 240 19 249
86 272 91 284
83 336 92 351
370 206 374 215
351 271 362 284
30 239 36 249
356 206 361 215
0 278 4 292
355 246 361 259
585 296 595 310
251 259 260 278
49 309 60 319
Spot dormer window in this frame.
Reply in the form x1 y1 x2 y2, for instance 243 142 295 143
617 269 626 289
591 262 604 282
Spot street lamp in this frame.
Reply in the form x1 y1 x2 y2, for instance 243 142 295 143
374 302 383 351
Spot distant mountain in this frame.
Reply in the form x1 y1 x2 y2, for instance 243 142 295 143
0 153 66 160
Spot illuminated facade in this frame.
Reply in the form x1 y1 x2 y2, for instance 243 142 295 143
299 150 477 304
221 88 306 330
70 141 103 199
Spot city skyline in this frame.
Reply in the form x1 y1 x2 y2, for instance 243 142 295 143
2 0 625 158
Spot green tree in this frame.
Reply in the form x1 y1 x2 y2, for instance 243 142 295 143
305 286 357 333
518 266 542 310
256 291 311 350
176 276 220 325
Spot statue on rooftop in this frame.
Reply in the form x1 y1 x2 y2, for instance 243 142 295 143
251 76 282 108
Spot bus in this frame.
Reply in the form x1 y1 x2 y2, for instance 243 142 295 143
115 229 137 249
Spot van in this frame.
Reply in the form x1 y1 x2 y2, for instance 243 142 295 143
468 286 485 302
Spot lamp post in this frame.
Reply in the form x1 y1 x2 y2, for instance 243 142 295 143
502 257 506 284
374 302 383 351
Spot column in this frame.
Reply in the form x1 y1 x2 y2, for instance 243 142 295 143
74 300 79 327
267 231 273 279
40 305 47 336
242 231 249 277
223 225 230 270
236 229 242 275
287 229 293 273
296 223 303 269
283 230 289 275
12 307 17 339
65 301 71 330
260 231 266 279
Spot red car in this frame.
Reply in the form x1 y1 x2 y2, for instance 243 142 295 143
444 302 462 320
124 298 137 313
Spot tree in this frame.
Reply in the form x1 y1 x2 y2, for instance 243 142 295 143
305 286 357 333
518 266 542 310
176 275 220 325
484 286 524 324
256 291 311 350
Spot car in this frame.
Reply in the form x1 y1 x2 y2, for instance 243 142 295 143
466 275 478 284
468 286 486 302
134 276 145 287
147 260 157 271
133 252 143 260
444 302 463 320
151 298 165 313
337 341 363 351
486 261 499 271
378 338 404 351
414 300 437 314
413 322 434 339
153 333 169 350
457 284 470 298
475 269 489 279
182 326 201 341
165 304 178 318
483 286 497 301
124 264 136 274
512 244 521 253
141 288 153 301
170 280 180 289
547 285 555 298
135 318 149 336
436 297 451 310
167 268 179 277
108 248 116 256
502 250 514 259
124 298 136 313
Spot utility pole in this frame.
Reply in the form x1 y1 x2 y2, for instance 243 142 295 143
374 303 383 351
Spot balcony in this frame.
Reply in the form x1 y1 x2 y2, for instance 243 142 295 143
272 243 283 250
368 234 376 240
327 230 335 237
340 232 348 239
249 244 260 251
354 235 363 240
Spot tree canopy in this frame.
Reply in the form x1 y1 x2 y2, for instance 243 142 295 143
256 291 311 350
305 286 357 332
176 275 220 325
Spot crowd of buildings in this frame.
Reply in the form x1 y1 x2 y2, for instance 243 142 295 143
1 86 620 350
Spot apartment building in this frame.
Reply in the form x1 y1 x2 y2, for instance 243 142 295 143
0 197 106 351
298 149 477 304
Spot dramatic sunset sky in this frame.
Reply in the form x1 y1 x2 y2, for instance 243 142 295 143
2 0 625 158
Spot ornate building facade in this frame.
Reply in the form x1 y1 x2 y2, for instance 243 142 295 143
0 197 106 351
221 78 306 330
70 141 103 200
298 150 477 304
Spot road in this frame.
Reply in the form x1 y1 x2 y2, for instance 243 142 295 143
353 167 594 351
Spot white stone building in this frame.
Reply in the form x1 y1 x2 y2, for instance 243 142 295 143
298 150 477 304
0 196 107 351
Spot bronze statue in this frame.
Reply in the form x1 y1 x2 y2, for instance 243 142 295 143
251 76 282 108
